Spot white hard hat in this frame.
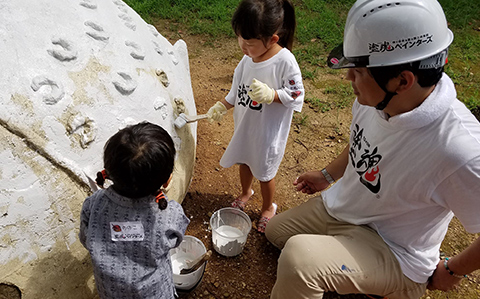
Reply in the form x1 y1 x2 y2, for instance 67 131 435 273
328 0 454 69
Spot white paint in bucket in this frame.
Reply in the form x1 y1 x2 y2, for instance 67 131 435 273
171 252 194 275
169 236 206 292
213 225 246 257
216 225 244 240
210 208 251 257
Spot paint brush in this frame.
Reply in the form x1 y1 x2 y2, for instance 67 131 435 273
180 250 212 275
174 113 209 129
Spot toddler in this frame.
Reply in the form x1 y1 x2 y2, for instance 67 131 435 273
79 122 189 299
207 0 304 233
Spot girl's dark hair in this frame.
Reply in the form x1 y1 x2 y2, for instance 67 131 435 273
232 0 296 51
101 122 176 200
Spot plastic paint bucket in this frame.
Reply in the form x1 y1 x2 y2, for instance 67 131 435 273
210 207 252 257
170 235 207 293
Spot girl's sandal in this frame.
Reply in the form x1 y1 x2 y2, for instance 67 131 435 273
230 190 254 211
257 217 270 233
257 203 277 233
231 198 247 211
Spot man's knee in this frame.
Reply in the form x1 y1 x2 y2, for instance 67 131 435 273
265 214 282 247
274 235 326 298
277 235 318 279
266 196 326 248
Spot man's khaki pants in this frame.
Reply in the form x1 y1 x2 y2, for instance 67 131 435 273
265 196 427 299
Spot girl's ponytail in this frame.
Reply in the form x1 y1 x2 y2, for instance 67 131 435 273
280 0 296 51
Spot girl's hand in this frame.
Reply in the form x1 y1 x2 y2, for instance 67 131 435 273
293 171 330 194
207 101 227 122
248 78 275 104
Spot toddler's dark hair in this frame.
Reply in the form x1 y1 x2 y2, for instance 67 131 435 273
232 0 296 51
99 122 176 201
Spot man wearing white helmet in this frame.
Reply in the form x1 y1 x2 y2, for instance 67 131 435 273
265 0 480 298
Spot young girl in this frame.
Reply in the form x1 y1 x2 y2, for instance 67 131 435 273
79 122 189 299
207 0 304 233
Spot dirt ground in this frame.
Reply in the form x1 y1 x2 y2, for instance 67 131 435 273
155 22 480 299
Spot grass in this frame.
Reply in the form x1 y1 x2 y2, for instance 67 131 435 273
305 82 354 113
124 0 238 36
125 0 480 111
439 0 480 108
292 112 308 126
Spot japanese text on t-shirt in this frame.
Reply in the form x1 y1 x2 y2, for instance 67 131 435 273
350 124 383 193
237 83 262 111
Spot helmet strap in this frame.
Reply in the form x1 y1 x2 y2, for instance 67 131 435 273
372 74 397 110
375 91 397 110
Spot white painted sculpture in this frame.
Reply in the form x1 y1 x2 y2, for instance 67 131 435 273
0 1 197 297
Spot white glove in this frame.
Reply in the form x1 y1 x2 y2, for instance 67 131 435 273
248 78 275 104
207 101 227 122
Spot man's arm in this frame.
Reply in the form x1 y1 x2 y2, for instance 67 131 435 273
294 144 349 194
428 236 480 291
325 144 350 182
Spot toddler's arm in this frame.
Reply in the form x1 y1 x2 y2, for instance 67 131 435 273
249 74 304 110
276 72 304 110
78 197 92 248
164 200 190 248
248 78 277 104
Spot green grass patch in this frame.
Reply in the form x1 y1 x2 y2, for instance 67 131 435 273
439 0 480 108
292 112 309 126
124 0 238 37
306 81 354 113
126 0 480 111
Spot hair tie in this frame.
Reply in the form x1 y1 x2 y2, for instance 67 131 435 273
156 191 168 210
95 169 109 188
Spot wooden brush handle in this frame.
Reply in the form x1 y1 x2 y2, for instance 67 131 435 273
180 250 212 275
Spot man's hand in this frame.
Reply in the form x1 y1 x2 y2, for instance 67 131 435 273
248 78 275 104
293 170 331 194
427 259 463 292
207 101 227 122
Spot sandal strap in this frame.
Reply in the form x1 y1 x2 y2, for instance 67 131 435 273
231 198 246 210
257 216 271 233
258 216 271 223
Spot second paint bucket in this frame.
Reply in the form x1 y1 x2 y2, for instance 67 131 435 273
210 207 252 257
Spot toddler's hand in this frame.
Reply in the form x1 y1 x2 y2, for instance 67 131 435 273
248 78 275 104
207 101 227 122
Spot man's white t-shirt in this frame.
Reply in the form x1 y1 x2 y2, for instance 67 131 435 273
323 74 480 283
220 48 304 181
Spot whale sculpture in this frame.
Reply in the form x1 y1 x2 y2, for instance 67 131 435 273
0 0 197 297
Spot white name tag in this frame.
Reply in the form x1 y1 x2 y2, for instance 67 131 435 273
110 221 145 241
